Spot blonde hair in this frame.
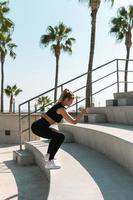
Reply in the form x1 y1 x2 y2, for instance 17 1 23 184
58 88 75 102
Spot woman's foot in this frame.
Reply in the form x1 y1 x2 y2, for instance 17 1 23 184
43 153 57 161
44 159 61 169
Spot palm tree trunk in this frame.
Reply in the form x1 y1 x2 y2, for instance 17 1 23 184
54 55 59 103
9 95 13 112
124 47 130 92
1 57 4 112
86 10 97 107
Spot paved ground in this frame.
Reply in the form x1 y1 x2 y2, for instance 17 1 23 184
0 144 49 200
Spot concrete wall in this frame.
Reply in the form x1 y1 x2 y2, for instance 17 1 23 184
0 112 78 145
88 106 133 125
113 91 133 99
0 113 40 144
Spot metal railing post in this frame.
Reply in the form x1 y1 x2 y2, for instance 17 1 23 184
61 85 63 93
116 59 119 93
75 96 78 116
28 101 31 141
19 105 22 150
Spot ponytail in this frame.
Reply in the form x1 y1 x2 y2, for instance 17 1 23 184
58 88 74 102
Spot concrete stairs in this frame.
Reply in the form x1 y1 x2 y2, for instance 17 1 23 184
83 92 133 125
20 122 133 200
24 138 133 200
77 92 133 124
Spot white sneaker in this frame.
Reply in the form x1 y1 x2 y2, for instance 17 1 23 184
43 153 57 162
43 153 50 162
44 159 61 169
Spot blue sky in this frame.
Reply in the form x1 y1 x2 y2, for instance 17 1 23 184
4 0 133 111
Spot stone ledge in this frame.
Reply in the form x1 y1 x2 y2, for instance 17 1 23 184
58 123 133 175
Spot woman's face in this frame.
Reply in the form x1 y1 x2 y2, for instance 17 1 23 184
63 97 74 106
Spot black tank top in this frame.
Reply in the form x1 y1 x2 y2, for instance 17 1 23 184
45 102 66 123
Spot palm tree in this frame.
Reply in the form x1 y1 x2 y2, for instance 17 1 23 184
0 1 16 112
0 33 17 112
78 0 114 107
4 84 22 112
37 96 53 112
40 22 75 102
110 5 133 92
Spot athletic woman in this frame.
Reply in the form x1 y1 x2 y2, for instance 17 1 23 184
31 89 88 169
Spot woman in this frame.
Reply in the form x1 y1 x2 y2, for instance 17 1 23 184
31 89 88 169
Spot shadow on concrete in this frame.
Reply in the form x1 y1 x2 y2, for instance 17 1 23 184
3 159 50 200
4 194 18 200
0 144 18 148
62 142 133 200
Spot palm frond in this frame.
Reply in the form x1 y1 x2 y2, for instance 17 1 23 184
14 89 22 96
128 5 133 26
4 85 12 96
62 45 72 55
40 28 56 47
0 1 10 15
4 89 11 96
118 7 128 20
40 34 51 47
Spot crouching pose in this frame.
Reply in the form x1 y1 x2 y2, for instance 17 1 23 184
31 89 88 169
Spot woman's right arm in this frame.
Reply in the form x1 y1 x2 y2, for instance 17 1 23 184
59 107 88 124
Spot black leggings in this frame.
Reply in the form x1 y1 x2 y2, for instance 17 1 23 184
31 118 65 160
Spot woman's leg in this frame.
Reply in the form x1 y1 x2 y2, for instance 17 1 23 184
31 122 65 160
45 128 65 160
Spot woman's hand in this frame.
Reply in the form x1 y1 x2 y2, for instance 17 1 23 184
79 106 86 114
79 106 90 114
86 107 90 113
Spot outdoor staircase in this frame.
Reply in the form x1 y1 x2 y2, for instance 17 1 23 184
84 91 133 125
23 122 133 200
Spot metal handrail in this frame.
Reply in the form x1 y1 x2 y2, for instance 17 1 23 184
18 58 133 150
119 70 133 72
19 59 116 106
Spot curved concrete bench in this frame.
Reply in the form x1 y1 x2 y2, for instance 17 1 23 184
58 123 133 175
25 140 104 200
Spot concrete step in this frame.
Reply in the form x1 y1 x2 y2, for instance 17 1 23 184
83 113 107 123
106 99 118 106
58 122 133 176
117 97 133 106
25 140 133 200
86 106 133 125
113 91 133 99
88 113 107 123
13 149 35 166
